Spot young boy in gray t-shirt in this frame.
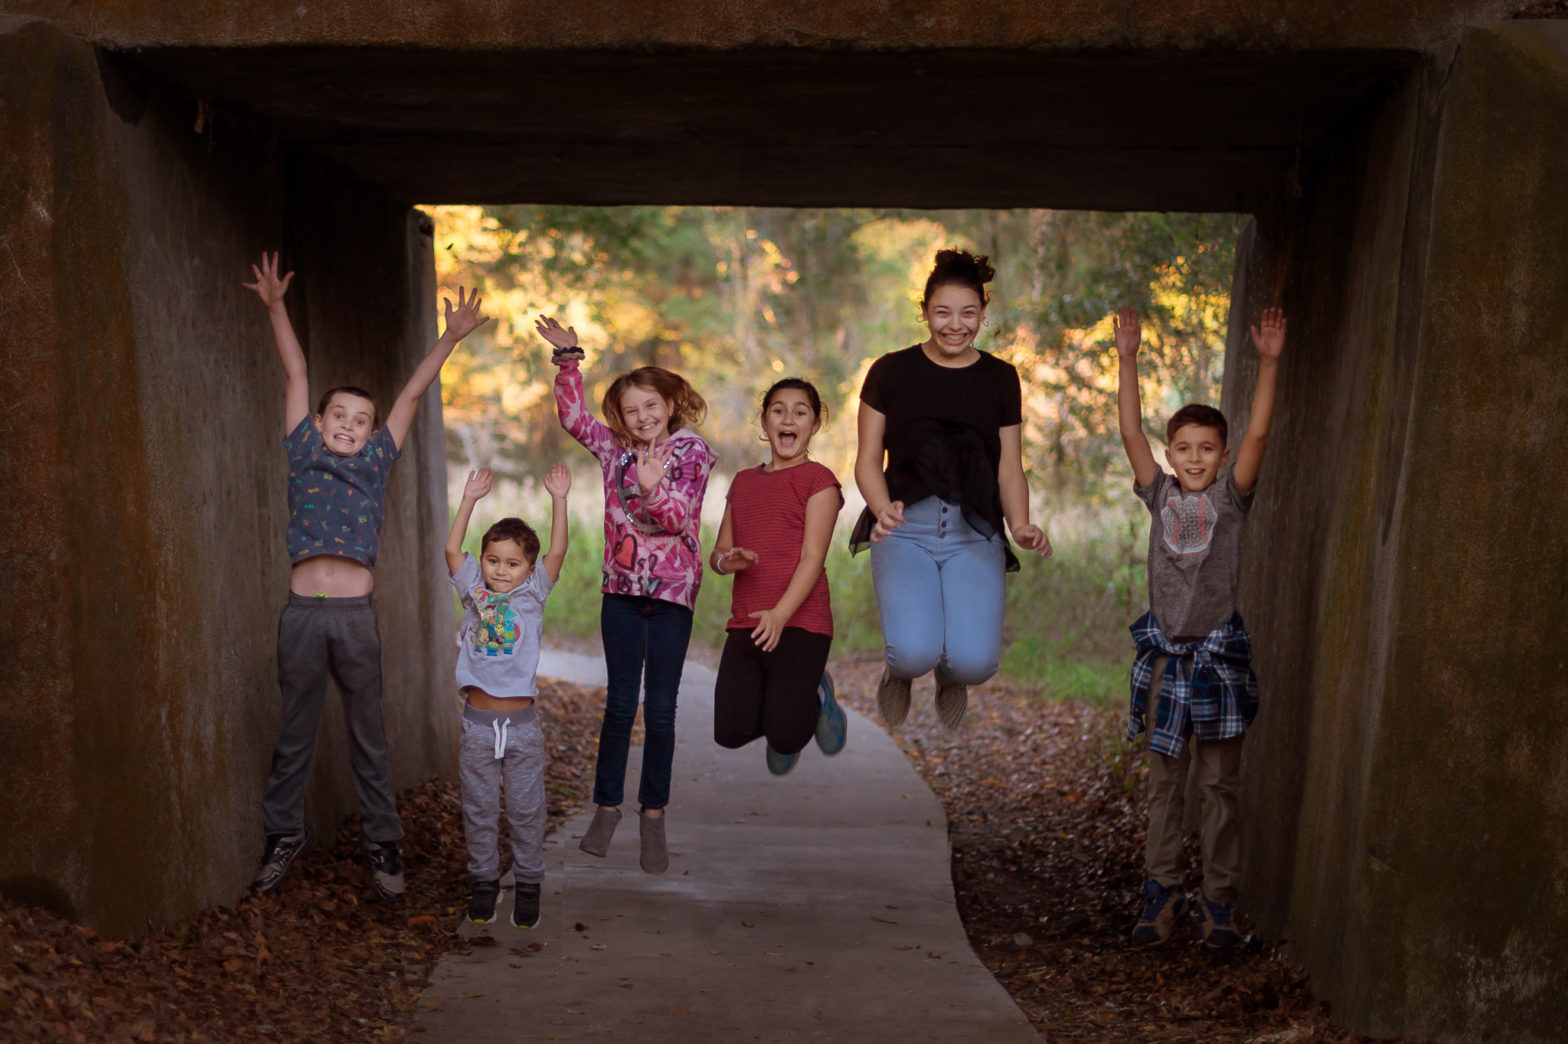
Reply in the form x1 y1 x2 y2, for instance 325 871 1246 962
444 464 570 930
1113 304 1287 951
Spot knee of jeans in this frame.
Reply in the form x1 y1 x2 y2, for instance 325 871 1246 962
942 648 1000 686
885 641 941 679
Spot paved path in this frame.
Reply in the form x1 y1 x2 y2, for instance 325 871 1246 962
412 648 1039 1042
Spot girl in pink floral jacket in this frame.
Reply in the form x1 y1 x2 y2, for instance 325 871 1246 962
536 316 716 876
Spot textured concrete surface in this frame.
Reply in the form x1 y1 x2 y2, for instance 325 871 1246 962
1223 22 1568 1042
413 649 1039 1043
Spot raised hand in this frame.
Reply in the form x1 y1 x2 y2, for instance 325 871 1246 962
242 251 294 307
869 500 906 542
1113 306 1141 358
1012 523 1053 558
443 287 491 342
635 441 675 494
462 468 493 503
749 607 786 652
543 460 571 498
1250 307 1287 360
534 315 579 350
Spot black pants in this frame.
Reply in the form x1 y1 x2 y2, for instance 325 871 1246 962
713 627 833 755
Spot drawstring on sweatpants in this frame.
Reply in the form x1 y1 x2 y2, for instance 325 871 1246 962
491 718 510 760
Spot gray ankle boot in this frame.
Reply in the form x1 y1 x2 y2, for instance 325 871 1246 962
579 806 621 857
639 811 669 874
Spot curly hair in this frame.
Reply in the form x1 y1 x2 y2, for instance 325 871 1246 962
921 248 996 311
480 517 540 564
1166 403 1229 447
602 366 708 446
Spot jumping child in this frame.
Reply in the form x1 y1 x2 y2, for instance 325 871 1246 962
1115 304 1286 951
710 379 847 776
445 464 569 930
534 315 716 875
244 251 489 899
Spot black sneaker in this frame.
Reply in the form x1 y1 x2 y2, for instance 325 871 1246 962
362 839 405 901
468 878 501 925
252 830 309 894
512 882 541 929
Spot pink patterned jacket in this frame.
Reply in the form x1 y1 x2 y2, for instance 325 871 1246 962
554 360 716 611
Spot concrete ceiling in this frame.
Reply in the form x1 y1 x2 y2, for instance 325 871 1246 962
127 45 1413 211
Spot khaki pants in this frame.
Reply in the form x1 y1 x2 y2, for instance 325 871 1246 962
1144 655 1244 904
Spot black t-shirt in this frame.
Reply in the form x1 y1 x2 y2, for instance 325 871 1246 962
852 345 1023 567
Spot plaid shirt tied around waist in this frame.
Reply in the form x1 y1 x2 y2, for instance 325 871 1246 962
1127 611 1258 758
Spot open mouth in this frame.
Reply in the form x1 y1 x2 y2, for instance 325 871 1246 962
776 431 799 450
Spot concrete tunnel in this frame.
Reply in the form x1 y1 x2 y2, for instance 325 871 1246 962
3 3 1568 1039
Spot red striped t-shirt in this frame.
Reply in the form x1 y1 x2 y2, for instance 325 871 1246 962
725 461 843 637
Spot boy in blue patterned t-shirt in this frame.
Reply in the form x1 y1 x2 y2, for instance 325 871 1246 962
243 251 490 900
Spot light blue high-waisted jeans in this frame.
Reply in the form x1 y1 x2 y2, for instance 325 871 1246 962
869 496 1006 685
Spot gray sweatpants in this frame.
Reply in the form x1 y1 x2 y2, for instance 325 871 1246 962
460 704 547 884
261 594 404 842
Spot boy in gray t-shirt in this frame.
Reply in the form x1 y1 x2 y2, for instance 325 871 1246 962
1113 304 1287 952
444 464 570 930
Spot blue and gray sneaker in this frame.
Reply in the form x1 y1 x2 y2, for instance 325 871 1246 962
1195 890 1242 951
765 742 800 776
814 670 847 755
1130 880 1188 948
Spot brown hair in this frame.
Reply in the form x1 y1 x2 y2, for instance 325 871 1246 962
921 248 995 311
761 378 827 425
1166 404 1228 446
602 366 708 446
316 386 382 429
480 517 540 564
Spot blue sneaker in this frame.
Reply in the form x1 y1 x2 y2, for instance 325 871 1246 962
1195 890 1242 951
1130 880 1188 948
814 670 847 755
765 742 799 776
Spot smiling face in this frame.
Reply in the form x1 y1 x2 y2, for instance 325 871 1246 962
618 384 673 447
761 387 821 469
921 283 985 360
314 392 376 457
480 537 534 594
1165 423 1230 493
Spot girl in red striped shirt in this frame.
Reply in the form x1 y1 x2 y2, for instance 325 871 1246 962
710 379 848 775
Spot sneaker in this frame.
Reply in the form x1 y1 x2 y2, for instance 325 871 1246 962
1130 880 1188 948
765 742 799 776
468 878 501 925
934 673 968 729
1195 890 1242 951
814 671 847 755
579 806 622 857
639 811 669 875
876 667 912 727
362 839 405 901
512 882 542 930
252 830 309 894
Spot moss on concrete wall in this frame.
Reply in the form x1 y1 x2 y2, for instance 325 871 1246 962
1230 22 1568 1041
0 21 457 935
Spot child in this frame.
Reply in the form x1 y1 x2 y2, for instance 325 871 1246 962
445 464 569 930
534 315 716 875
710 379 847 776
244 251 489 900
1115 304 1286 951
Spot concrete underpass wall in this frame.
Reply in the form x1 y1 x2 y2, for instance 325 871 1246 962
1229 22 1568 1041
0 20 456 935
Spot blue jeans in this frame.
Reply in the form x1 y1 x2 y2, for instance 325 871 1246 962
869 496 1006 685
596 593 694 810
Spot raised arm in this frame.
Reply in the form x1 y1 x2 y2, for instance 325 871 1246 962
537 315 619 460
446 467 492 576
384 287 490 450
242 251 308 432
540 461 571 584
1114 306 1159 488
854 402 905 540
748 485 843 652
1231 307 1286 495
998 424 1051 557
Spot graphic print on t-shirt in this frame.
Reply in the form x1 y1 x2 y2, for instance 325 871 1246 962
469 588 519 656
1160 489 1217 560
